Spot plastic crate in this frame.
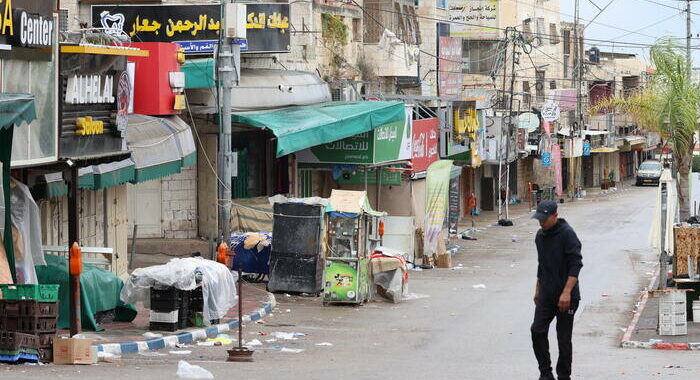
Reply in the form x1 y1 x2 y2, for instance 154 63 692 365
37 333 54 348
0 331 39 351
190 287 203 312
0 300 58 318
0 284 59 302
0 349 39 363
150 287 185 312
0 315 58 334
150 310 179 323
149 321 179 332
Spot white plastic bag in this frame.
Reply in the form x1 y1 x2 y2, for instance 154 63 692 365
176 360 214 379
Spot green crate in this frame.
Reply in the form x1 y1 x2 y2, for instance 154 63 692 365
0 285 60 302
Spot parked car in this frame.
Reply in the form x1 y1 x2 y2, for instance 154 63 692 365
636 160 663 186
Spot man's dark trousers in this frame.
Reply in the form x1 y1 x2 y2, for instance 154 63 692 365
531 300 579 380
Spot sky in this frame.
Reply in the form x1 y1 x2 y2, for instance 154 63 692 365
560 0 696 65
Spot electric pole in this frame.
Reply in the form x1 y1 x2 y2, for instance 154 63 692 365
219 1 235 246
571 0 583 199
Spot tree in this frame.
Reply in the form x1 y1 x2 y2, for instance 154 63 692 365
590 41 700 220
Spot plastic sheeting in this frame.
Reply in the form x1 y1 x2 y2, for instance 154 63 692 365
121 257 238 324
649 169 678 255
0 179 43 283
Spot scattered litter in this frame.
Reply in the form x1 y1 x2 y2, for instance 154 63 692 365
255 320 265 324
472 284 487 289
269 345 281 350
196 341 217 347
601 294 609 297
649 339 663 344
411 267 423 272
97 352 121 363
619 328 627 333
315 342 333 346
142 332 163 339
244 339 262 347
285 309 291 313
175 343 192 348
664 365 682 368
451 266 464 270
169 350 192 355
207 337 233 345
280 348 304 353
265 339 277 343
139 352 167 357
285 294 291 297
274 332 305 340
403 293 430 301
258 332 268 336
176 360 214 379
509 263 517 268
511 238 518 242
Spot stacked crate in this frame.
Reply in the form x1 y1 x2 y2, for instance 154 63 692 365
150 287 190 331
0 284 60 363
658 290 688 336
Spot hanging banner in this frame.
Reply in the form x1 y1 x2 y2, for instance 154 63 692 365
541 152 551 167
541 102 561 122
0 0 55 50
447 0 499 39
410 118 439 172
424 160 454 256
518 112 539 133
448 174 460 232
583 140 591 156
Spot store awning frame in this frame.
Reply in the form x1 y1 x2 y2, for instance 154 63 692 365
0 94 36 131
590 146 619 153
231 101 406 157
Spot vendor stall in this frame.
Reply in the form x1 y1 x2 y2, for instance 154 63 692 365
323 190 385 305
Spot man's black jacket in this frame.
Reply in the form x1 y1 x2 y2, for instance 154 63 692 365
535 218 583 306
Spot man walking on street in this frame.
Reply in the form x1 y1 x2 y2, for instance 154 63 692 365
531 200 583 380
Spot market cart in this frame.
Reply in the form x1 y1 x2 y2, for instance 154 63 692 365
323 190 385 305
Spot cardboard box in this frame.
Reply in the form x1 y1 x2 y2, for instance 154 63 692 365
53 338 94 365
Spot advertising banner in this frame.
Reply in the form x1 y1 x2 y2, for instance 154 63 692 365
448 0 499 39
0 0 54 50
424 160 454 255
410 118 439 173
296 119 411 165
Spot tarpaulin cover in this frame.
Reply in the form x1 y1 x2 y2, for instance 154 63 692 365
231 101 405 157
0 94 36 131
121 257 237 324
36 254 137 331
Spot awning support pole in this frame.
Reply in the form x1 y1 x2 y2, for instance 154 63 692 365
67 166 81 336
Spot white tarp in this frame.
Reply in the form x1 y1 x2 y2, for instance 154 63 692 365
121 257 238 324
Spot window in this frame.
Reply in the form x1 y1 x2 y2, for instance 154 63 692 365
623 76 640 98
549 23 560 44
563 55 569 78
536 18 545 39
436 0 446 9
462 40 499 74
550 80 556 90
523 81 531 105
536 70 545 100
352 18 361 41
563 29 571 55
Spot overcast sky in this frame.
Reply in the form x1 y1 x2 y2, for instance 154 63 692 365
560 0 696 65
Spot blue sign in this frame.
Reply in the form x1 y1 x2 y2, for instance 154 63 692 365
232 38 249 51
541 152 551 167
583 141 591 156
176 40 219 54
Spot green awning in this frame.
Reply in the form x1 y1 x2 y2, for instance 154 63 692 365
127 115 197 184
231 101 406 157
0 94 36 131
31 173 68 200
182 58 215 89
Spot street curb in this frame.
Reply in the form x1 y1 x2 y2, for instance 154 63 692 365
95 292 277 355
619 266 700 350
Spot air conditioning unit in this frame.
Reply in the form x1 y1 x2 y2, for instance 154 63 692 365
224 3 247 39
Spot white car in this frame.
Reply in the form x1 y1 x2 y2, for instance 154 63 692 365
636 160 663 186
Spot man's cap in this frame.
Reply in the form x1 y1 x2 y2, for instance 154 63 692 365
533 200 558 221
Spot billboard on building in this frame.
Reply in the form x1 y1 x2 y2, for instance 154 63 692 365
91 3 290 54
438 37 462 98
447 0 499 39
411 118 439 173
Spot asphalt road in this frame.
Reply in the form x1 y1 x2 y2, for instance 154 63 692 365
5 185 700 379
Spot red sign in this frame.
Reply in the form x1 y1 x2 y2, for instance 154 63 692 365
438 37 462 98
411 118 439 172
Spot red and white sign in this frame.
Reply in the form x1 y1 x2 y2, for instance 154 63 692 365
411 118 439 172
438 37 462 98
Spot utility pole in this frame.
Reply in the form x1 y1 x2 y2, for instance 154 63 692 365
218 1 235 245
504 29 519 222
497 28 509 222
572 0 582 199
687 0 693 79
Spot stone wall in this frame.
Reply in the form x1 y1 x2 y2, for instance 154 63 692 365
161 165 198 239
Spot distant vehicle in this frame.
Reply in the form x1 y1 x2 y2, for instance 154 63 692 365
636 160 663 186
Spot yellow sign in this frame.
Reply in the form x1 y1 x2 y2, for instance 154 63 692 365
1 0 14 36
247 12 289 30
173 94 185 110
129 14 220 37
76 116 104 136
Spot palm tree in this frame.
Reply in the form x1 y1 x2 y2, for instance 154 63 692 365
590 41 700 220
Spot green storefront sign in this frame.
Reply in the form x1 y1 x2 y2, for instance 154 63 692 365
297 119 411 164
337 168 402 185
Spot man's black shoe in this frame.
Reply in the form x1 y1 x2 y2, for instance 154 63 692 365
538 374 555 380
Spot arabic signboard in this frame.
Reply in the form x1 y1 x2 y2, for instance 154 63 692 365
0 0 55 50
337 168 402 185
518 112 539 133
59 52 129 159
438 37 462 98
448 0 499 39
541 102 561 122
91 3 290 54
411 118 439 173
296 119 411 164
448 175 460 232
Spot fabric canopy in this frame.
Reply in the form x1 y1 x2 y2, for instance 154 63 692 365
231 101 406 157
0 94 36 131
127 114 197 183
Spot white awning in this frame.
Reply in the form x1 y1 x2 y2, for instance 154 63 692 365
582 129 610 136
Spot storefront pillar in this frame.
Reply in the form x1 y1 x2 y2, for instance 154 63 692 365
67 166 81 336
